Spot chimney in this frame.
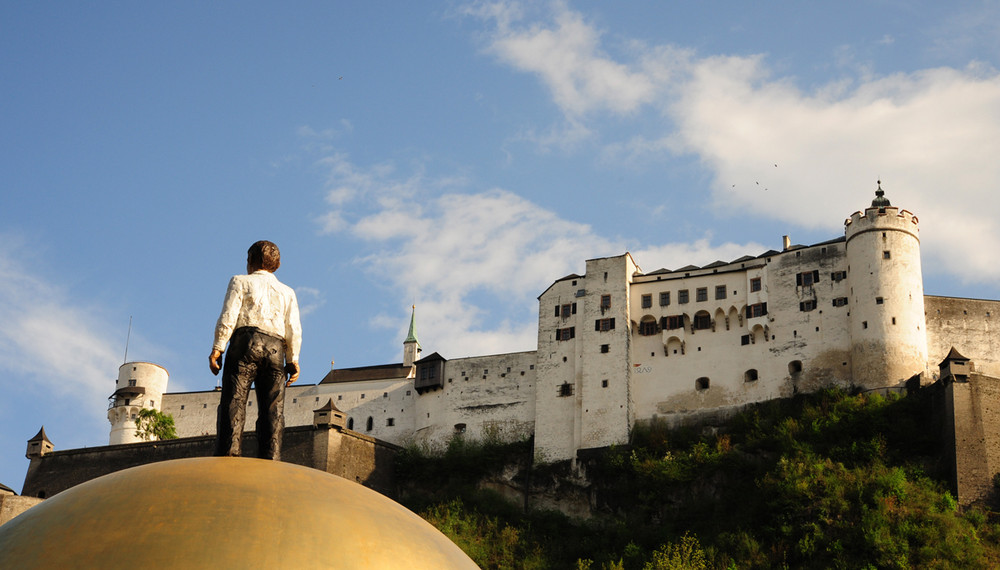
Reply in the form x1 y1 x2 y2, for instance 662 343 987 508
782 235 791 251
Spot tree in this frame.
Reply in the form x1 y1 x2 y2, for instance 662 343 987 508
134 408 178 441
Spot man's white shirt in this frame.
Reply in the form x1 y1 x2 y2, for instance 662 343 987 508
213 270 302 362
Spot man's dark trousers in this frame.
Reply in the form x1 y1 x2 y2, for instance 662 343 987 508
215 327 286 460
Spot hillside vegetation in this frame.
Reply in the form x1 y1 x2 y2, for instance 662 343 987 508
396 388 1000 569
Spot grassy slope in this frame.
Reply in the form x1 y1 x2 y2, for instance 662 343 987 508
397 389 1000 569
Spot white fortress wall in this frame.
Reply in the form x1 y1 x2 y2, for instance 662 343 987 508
630 262 779 422
164 378 415 445
765 241 854 392
578 255 636 453
925 296 1000 379
318 379 415 444
411 352 537 449
534 272 591 462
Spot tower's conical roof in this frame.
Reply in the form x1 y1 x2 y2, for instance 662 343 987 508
404 305 420 348
27 426 51 445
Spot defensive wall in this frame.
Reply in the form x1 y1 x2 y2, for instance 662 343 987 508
19 423 399 503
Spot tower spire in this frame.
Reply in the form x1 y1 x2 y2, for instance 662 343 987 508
404 305 419 347
403 305 421 368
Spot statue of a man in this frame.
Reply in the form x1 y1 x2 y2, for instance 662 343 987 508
209 240 302 460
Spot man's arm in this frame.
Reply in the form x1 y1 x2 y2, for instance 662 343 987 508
209 276 242 375
284 288 303 386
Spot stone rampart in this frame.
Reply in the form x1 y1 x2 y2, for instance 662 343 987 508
20 425 399 500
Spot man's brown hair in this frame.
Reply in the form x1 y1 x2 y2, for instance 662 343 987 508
248 240 281 272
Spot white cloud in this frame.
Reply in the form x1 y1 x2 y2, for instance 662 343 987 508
670 60 1000 283
316 154 771 357
0 241 124 426
472 1 657 118
294 287 324 317
470 1 1000 287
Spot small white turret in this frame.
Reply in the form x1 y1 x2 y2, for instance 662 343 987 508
845 183 928 388
107 362 169 445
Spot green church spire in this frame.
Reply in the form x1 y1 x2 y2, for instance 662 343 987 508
404 305 420 348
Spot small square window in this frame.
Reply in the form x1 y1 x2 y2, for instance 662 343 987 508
696 287 708 302
715 285 727 300
602 379 609 388
883 251 891 259
678 290 689 304
600 294 611 308
876 297 884 305
741 335 750 345
750 277 762 292
659 291 670 306
641 294 652 308
387 418 395 427
600 344 610 353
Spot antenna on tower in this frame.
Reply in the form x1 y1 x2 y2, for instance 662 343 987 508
123 316 133 364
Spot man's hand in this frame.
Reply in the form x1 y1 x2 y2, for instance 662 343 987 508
285 362 300 386
209 350 223 375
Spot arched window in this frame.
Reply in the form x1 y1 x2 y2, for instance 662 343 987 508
744 369 758 382
638 316 658 336
693 311 712 330
695 377 710 391
347 417 354 430
366 417 373 431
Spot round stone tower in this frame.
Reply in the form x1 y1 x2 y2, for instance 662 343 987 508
107 361 169 445
844 183 927 389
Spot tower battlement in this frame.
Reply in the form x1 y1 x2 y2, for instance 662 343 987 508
845 207 919 236
844 183 919 242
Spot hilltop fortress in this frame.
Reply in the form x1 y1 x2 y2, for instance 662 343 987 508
10 186 1000 516
96 187 997 466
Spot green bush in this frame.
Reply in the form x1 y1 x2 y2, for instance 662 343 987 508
401 389 1000 569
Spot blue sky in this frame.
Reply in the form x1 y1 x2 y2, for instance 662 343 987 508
3 1 1000 492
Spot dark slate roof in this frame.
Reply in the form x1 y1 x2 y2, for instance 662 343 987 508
319 363 412 384
27 426 51 444
314 398 341 413
415 352 446 364
704 260 727 268
941 347 970 364
555 273 582 283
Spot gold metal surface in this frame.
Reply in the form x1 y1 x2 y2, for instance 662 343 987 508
0 457 479 569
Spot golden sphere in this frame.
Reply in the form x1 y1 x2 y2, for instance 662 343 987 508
0 457 478 569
